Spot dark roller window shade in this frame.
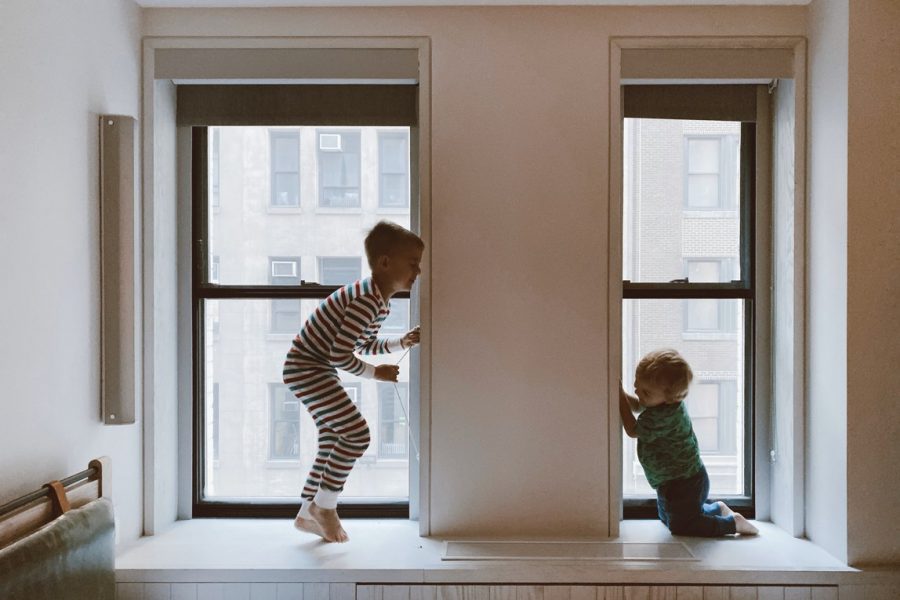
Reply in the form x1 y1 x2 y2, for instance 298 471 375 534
623 85 760 122
177 84 418 126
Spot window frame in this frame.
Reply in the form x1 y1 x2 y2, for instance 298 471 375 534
622 119 756 519
191 127 410 519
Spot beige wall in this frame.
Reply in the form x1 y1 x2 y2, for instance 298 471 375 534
805 0 849 563
846 0 900 566
145 5 805 537
0 0 144 543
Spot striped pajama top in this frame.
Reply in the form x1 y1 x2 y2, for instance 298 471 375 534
293 277 403 379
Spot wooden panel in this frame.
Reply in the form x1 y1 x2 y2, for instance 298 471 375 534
331 584 355 600
544 586 571 600
118 583 145 600
703 589 727 600
276 583 305 600
250 584 277 600
570 587 597 600
809 589 837 600
675 588 702 600
783 589 811 600
172 583 199 600
517 587 543 600
624 587 650 600
304 583 330 600
598 588 624 600
410 587 436 600
224 584 251 600
198 583 225 600
729 588 757 600
757 588 785 600
490 587 517 600
649 588 677 600
145 583 172 600
358 586 381 600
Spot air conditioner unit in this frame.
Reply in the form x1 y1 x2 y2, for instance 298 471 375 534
319 133 342 151
271 261 298 278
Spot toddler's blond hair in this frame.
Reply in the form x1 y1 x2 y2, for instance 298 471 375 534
635 348 693 403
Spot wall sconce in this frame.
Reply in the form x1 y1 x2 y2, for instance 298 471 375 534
99 115 138 425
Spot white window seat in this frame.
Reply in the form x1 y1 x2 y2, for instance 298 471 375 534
114 519 900 590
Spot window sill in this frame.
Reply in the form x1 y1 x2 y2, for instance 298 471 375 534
115 519 871 586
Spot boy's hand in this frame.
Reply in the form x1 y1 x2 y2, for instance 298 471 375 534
401 326 421 349
375 364 400 382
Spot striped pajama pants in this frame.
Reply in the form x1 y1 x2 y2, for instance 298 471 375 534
283 346 371 507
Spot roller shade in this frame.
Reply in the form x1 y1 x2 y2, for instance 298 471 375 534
623 85 760 122
176 84 418 126
621 47 794 81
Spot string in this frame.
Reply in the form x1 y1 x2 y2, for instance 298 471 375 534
392 342 420 462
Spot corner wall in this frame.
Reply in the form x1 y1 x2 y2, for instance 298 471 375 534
846 0 900 566
805 0 849 563
0 0 144 544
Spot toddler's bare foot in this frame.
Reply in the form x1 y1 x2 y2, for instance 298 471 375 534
294 513 326 539
309 502 349 543
734 513 759 535
717 501 735 518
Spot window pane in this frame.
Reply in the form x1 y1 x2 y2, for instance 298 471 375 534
318 257 362 286
381 299 410 334
207 126 410 286
318 129 361 208
379 132 409 208
622 119 742 283
622 298 745 496
203 298 410 500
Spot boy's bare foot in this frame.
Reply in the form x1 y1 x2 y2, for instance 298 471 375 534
717 501 735 518
309 502 349 543
294 513 326 539
733 513 759 535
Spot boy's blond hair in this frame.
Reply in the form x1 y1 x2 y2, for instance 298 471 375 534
364 220 424 268
635 348 694 403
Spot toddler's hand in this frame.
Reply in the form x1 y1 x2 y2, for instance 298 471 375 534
375 364 400 382
401 326 421 349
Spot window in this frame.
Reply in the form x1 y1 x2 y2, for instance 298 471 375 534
318 257 362 286
211 129 220 208
193 120 415 519
685 135 739 210
269 383 300 460
380 299 410 335
378 383 408 459
683 259 738 335
318 130 361 208
378 131 409 209
622 97 756 515
269 257 301 334
270 130 300 207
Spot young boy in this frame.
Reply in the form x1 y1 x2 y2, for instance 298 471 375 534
619 349 758 537
283 221 423 543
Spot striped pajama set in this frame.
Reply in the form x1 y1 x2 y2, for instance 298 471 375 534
282 277 404 510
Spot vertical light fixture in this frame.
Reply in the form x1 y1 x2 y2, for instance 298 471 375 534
100 115 138 425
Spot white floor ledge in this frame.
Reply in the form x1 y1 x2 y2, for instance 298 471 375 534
115 519 896 587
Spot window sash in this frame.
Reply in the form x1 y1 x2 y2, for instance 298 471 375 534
622 117 755 517
191 126 411 519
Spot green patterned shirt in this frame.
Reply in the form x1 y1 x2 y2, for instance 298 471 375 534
636 402 703 489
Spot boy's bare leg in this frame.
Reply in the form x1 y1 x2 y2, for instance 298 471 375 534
733 512 759 535
309 502 349 543
294 511 326 539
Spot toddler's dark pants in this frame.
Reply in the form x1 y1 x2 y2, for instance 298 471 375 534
656 465 737 537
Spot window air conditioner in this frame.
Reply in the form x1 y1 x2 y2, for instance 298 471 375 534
319 133 342 151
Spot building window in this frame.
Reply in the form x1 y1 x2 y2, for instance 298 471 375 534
269 383 300 460
623 107 755 513
269 257 301 334
684 135 739 210
683 259 738 334
211 129 221 208
270 130 300 207
318 130 361 208
378 131 409 209
318 257 362 286
212 383 220 461
378 383 408 459
380 299 410 335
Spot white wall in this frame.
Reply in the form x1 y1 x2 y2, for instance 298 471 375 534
144 5 806 537
846 0 900 567
0 0 144 544
805 0 849 564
